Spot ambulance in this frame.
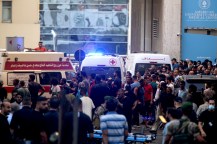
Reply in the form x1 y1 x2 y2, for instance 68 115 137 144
80 53 126 82
0 51 75 98
126 53 173 76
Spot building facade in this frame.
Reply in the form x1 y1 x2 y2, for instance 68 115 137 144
0 0 183 59
0 0 40 49
39 0 129 55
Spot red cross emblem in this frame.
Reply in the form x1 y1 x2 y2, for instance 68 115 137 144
109 58 117 66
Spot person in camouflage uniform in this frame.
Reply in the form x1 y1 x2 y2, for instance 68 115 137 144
92 96 111 129
164 102 206 144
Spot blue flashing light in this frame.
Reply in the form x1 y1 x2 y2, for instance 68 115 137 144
87 53 103 56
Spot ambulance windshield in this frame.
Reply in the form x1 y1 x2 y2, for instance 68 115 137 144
135 63 171 75
82 66 121 80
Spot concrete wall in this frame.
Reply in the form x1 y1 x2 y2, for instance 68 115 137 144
130 0 153 53
0 0 40 49
152 0 181 60
152 0 163 53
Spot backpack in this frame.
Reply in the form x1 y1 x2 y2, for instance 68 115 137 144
171 120 194 144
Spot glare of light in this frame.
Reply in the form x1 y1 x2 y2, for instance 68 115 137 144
51 30 57 37
87 53 103 56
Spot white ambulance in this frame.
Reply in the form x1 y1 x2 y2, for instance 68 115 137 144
0 51 75 98
126 53 173 76
80 53 126 82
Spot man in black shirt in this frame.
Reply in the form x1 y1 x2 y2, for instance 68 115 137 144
198 98 217 144
0 100 12 144
28 74 45 109
44 97 59 144
117 88 134 132
90 75 109 108
113 70 122 90
35 96 49 115
10 97 47 144
174 97 198 123
62 99 94 144
0 80 7 102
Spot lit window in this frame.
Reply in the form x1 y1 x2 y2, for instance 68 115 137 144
2 1 12 23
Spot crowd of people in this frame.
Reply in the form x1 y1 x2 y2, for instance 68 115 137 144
0 58 217 144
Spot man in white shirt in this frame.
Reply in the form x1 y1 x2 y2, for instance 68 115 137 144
177 81 188 102
80 87 95 119
166 76 174 94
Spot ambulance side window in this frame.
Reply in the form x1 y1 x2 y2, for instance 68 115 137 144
39 72 62 85
7 72 35 86
65 72 76 81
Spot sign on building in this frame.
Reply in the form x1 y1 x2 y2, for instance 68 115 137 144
6 37 24 51
182 0 217 63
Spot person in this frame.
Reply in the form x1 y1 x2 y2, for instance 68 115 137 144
0 80 7 102
62 98 94 144
174 97 198 123
81 71 90 93
35 96 49 115
132 79 145 127
116 88 134 133
76 82 86 98
44 97 59 144
17 80 31 98
196 96 209 117
162 108 180 144
171 58 179 70
131 75 140 90
151 82 174 132
166 76 174 95
150 74 158 97
60 78 72 96
177 81 188 102
100 97 128 143
80 87 95 119
188 84 203 107
10 97 48 144
113 70 122 90
164 102 206 144
7 102 20 124
203 83 215 99
34 42 47 52
12 93 23 109
92 96 111 129
12 79 20 94
143 76 154 126
174 96 183 119
28 74 45 109
50 78 61 97
90 75 109 108
136 72 142 81
0 100 12 144
159 87 175 116
198 98 217 144
10 91 18 103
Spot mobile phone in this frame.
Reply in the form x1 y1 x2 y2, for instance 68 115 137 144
159 115 167 123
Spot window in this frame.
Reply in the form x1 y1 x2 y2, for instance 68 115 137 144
2 1 12 23
7 73 35 86
39 72 62 85
39 0 129 54
135 63 171 76
65 72 76 81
